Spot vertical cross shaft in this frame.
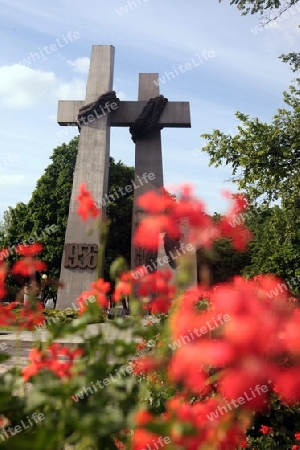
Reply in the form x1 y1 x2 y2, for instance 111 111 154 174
56 45 114 309
131 74 164 269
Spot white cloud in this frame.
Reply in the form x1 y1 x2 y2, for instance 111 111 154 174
0 64 86 109
67 57 90 74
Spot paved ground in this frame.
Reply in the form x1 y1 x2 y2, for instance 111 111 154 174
0 318 158 374
0 338 31 375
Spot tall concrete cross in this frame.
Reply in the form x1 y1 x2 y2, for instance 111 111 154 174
56 45 191 309
132 74 197 284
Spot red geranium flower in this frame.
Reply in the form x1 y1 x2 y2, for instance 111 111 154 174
76 183 99 221
134 215 180 250
18 303 45 330
22 348 44 381
131 429 161 450
260 425 273 435
137 190 173 214
0 305 15 327
12 244 47 277
132 356 159 375
16 243 43 256
22 344 83 381
134 409 153 426
12 259 47 277
114 273 132 302
77 278 110 313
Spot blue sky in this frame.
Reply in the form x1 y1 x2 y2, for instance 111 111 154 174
0 0 299 217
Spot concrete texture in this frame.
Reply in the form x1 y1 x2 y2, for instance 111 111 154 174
56 45 192 309
57 46 114 309
131 73 192 272
58 100 190 127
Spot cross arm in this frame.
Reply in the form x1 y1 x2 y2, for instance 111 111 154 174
112 101 191 128
58 100 191 128
57 101 85 126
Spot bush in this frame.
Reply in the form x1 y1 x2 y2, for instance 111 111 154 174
42 308 106 324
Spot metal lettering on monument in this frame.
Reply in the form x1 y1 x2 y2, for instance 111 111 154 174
64 244 98 269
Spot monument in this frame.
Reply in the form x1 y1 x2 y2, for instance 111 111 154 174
56 45 192 309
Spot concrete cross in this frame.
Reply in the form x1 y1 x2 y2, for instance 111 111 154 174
56 45 191 309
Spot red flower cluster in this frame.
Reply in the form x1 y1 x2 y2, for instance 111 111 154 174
22 343 83 382
114 273 132 302
17 303 45 330
76 183 100 221
113 265 176 313
12 243 46 277
134 186 251 252
77 278 110 313
174 276 300 405
133 273 300 447
259 425 273 435
293 432 300 450
0 303 16 328
132 356 159 376
136 269 176 314
132 397 249 450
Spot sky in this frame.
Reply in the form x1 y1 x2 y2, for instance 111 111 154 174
0 0 299 217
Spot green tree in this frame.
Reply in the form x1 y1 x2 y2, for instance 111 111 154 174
201 71 300 283
104 159 134 279
240 205 300 293
201 80 300 205
201 0 300 285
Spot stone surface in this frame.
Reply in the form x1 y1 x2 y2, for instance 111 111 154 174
131 73 193 275
0 320 159 373
57 46 115 309
131 74 164 269
56 45 192 309
58 100 190 127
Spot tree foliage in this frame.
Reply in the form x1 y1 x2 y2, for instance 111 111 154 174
200 46 300 285
104 159 134 278
219 0 299 17
201 80 300 206
280 52 300 72
241 205 300 292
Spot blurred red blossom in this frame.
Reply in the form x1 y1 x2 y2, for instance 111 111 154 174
18 303 45 330
77 278 110 313
16 243 43 256
260 425 273 435
76 183 100 221
133 185 252 252
22 343 83 382
12 244 46 277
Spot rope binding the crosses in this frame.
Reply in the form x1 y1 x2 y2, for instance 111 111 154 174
77 91 120 131
129 95 168 143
